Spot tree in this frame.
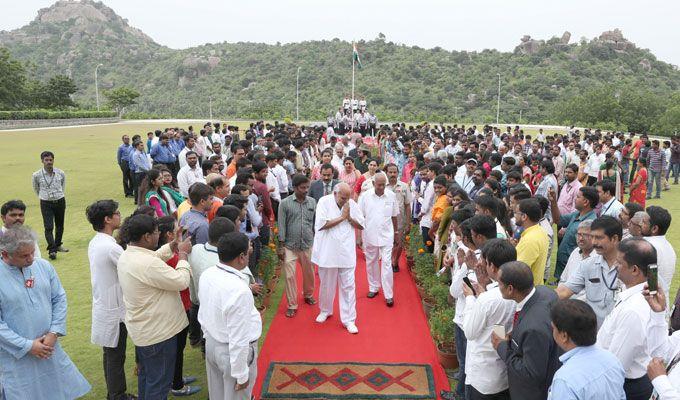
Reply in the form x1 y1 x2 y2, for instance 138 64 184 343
0 47 27 110
43 75 77 109
104 87 140 116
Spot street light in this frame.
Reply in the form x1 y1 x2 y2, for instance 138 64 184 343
296 66 301 121
496 73 501 125
95 63 103 111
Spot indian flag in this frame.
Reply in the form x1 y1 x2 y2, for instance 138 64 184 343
353 43 362 69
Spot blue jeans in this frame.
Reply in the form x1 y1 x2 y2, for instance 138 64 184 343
671 162 680 184
647 170 662 198
455 324 467 397
621 159 630 186
136 336 178 400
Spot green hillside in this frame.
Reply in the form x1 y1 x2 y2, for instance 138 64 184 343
2 0 679 126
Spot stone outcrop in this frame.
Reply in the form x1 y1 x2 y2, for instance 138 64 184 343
515 35 544 55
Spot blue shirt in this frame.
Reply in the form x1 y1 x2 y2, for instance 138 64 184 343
0 258 91 399
131 149 151 173
150 143 176 164
556 209 596 275
117 143 131 164
169 139 185 156
548 345 625 400
179 209 209 245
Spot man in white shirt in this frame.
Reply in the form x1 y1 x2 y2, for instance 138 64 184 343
419 162 441 252
358 173 398 306
640 206 675 298
596 180 624 219
597 238 656 400
198 232 262 400
557 220 594 297
585 145 605 185
177 151 206 197
311 183 365 334
271 152 290 199
459 239 517 399
178 136 198 169
86 200 133 400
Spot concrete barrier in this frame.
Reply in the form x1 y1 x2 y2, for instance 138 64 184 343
0 117 120 130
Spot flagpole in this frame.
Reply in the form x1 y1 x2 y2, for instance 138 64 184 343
351 42 355 133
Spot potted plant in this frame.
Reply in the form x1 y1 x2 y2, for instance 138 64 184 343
430 307 458 370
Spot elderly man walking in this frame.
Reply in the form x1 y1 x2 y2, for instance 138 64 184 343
358 172 399 307
312 182 365 334
0 226 91 400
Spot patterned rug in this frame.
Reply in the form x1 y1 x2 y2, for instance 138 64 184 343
260 361 436 399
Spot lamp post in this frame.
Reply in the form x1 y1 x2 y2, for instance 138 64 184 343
95 63 103 111
209 97 213 120
496 73 501 125
296 66 300 121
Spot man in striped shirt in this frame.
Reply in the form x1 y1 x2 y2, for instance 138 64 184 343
646 140 665 200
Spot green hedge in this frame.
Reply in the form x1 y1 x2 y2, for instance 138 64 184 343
0 110 118 120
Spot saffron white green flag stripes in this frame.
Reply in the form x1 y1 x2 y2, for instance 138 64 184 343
353 43 362 69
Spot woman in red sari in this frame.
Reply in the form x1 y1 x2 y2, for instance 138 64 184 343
629 158 648 207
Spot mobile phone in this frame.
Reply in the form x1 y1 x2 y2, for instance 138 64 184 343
648 263 658 295
463 276 476 296
492 324 506 338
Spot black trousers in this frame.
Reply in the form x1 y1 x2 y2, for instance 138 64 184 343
188 303 202 347
120 160 133 196
465 386 510 400
623 376 653 400
133 172 147 204
103 323 128 400
172 312 190 391
40 198 65 253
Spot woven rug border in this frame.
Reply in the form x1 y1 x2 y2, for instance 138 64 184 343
261 361 436 399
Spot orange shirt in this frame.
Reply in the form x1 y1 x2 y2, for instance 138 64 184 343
207 198 223 222
226 161 237 179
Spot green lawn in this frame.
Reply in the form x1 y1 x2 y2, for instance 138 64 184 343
0 121 678 398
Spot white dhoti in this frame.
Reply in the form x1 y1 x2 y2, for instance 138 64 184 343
364 244 394 299
312 195 365 328
318 267 357 326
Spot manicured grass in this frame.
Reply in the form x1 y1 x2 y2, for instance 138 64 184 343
0 121 678 398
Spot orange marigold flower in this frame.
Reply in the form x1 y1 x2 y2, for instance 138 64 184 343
426 241 433 246
418 248 425 254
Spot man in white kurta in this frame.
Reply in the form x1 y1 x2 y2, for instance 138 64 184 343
358 173 399 306
311 183 365 334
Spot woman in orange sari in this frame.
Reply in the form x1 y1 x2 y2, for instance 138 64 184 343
629 158 648 207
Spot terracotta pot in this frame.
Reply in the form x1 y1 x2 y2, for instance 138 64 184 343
257 305 267 318
262 289 273 308
267 277 279 291
436 343 459 370
422 298 435 319
447 293 455 306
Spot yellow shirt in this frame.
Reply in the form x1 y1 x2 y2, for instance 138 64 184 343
117 243 191 346
516 224 549 285
431 195 448 222
176 200 191 220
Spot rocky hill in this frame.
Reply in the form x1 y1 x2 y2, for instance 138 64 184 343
2 0 679 122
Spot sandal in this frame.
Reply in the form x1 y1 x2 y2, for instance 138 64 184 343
285 308 297 318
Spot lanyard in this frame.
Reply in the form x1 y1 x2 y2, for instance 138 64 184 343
600 263 619 291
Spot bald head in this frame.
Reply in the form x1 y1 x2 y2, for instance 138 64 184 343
374 172 387 195
334 182 352 208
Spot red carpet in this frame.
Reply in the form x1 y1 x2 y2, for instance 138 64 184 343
253 248 450 399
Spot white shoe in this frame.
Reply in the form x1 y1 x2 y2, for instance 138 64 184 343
346 323 359 334
316 312 330 323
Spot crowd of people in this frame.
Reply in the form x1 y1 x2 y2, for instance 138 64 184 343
1 120 680 400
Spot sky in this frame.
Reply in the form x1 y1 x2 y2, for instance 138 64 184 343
2 0 680 66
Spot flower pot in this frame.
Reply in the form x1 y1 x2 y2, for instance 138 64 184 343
422 298 435 319
436 343 459 370
262 289 273 308
447 293 455 307
257 305 267 318
267 277 279 291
